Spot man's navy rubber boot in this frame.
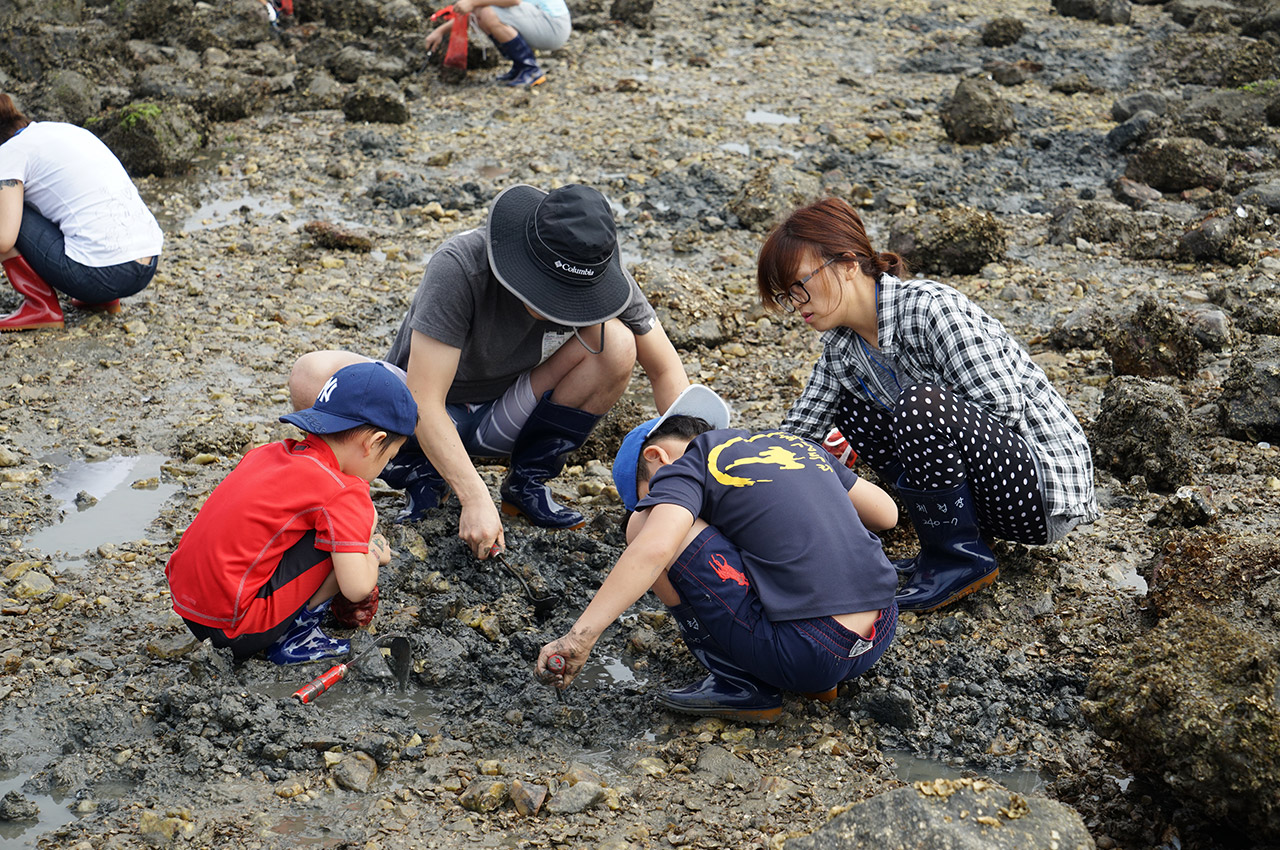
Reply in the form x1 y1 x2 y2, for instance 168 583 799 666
500 392 600 529
495 34 545 86
893 477 999 613
657 603 782 723
266 599 350 665
380 450 450 523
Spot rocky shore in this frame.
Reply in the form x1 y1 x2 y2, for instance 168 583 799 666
2 0 1280 847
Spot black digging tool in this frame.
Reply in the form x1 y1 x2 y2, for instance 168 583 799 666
292 635 412 703
489 545 558 614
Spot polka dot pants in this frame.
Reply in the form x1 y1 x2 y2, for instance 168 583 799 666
834 384 1049 545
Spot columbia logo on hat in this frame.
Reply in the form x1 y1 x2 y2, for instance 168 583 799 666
554 260 595 277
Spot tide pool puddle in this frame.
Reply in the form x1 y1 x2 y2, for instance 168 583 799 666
23 455 180 561
0 772 77 848
886 749 1047 796
745 109 800 125
182 194 291 232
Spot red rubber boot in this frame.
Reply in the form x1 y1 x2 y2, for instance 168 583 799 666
0 256 64 331
70 297 122 314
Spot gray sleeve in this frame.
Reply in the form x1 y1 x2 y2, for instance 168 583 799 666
617 268 658 335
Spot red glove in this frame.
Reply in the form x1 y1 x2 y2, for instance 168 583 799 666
822 427 859 469
332 585 379 629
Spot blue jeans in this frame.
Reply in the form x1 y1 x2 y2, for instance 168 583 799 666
15 205 158 302
668 527 898 694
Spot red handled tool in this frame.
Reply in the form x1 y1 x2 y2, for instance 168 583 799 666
292 636 412 703
547 654 565 674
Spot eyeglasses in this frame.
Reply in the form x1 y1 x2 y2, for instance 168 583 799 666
774 256 838 313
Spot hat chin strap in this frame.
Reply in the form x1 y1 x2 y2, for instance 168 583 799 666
573 323 605 355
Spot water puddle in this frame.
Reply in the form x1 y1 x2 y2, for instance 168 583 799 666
182 194 291 232
0 772 77 848
719 142 751 155
886 750 1048 796
477 164 511 180
572 654 647 689
23 455 180 562
745 109 800 125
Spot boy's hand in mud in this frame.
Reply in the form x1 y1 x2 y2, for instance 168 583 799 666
536 632 594 689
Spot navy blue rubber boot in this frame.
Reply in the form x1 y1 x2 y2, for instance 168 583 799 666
657 603 782 723
893 477 999 613
500 393 600 529
495 34 545 86
265 599 350 665
380 450 450 523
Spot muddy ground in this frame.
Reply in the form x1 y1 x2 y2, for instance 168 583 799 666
3 0 1280 847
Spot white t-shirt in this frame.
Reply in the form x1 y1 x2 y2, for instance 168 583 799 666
0 122 164 267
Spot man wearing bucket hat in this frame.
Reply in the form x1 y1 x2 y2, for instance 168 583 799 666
288 184 689 559
536 385 902 722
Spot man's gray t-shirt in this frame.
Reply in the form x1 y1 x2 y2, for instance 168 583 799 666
385 227 659 404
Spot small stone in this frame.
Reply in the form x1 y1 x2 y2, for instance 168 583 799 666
330 752 378 792
458 778 507 813
564 763 604 786
13 572 54 599
0 790 39 821
509 779 547 816
0 446 19 467
632 757 668 777
546 780 605 814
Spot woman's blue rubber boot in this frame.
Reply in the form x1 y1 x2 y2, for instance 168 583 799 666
893 477 999 613
266 599 350 665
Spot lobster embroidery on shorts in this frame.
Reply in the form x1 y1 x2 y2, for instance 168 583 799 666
710 553 749 587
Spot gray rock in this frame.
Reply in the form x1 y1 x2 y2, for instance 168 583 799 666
1091 375 1193 492
861 684 918 729
1149 486 1217 528
1105 109 1156 151
981 17 1025 47
1112 175 1162 209
1219 335 1280 442
0 791 40 821
546 779 605 814
1233 180 1280 212
34 69 101 125
416 633 468 687
785 779 1094 849
611 0 654 28
1050 303 1110 351
886 207 1006 276
1124 136 1228 193
1084 608 1280 842
1180 212 1252 265
93 101 204 177
940 78 1015 145
727 165 822 233
694 745 761 788
1104 297 1202 380
1169 90 1268 148
1166 0 1243 28
1111 90 1168 122
1047 200 1183 260
328 47 409 83
342 78 409 125
330 751 378 793
134 65 269 122
1053 0 1131 24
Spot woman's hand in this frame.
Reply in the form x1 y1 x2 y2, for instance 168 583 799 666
453 0 474 14
425 23 449 51
535 630 596 689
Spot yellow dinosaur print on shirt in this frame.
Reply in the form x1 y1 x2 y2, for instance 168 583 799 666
708 432 830 488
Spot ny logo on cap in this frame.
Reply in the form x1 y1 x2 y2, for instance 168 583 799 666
318 376 338 404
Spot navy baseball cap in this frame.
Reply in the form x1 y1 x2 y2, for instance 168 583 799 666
280 362 418 436
611 385 732 511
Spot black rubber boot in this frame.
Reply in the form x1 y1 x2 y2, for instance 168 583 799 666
657 603 783 723
893 476 999 613
499 392 600 529
379 445 450 523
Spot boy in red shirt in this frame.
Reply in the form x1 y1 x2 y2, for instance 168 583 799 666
166 362 417 664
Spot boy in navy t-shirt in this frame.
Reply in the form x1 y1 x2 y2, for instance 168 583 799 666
536 386 900 722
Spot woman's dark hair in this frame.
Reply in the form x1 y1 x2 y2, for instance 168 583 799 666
756 197 907 311
0 94 31 146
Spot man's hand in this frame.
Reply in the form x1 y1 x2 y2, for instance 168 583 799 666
459 501 504 560
536 630 596 689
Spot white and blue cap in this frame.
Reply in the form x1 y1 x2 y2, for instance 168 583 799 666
611 385 732 512
280 362 418 437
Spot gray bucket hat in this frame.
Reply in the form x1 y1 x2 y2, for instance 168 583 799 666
486 184 631 327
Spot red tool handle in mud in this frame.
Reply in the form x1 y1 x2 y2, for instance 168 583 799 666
443 11 470 69
547 654 565 674
292 662 349 704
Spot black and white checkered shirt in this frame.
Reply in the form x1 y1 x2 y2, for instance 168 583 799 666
781 275 1099 523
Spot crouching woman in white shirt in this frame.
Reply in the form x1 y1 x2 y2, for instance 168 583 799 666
0 93 164 331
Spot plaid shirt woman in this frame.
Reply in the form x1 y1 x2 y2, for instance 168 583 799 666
757 198 1098 613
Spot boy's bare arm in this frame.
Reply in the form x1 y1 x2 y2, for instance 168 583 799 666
848 477 898 532
536 503 694 687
